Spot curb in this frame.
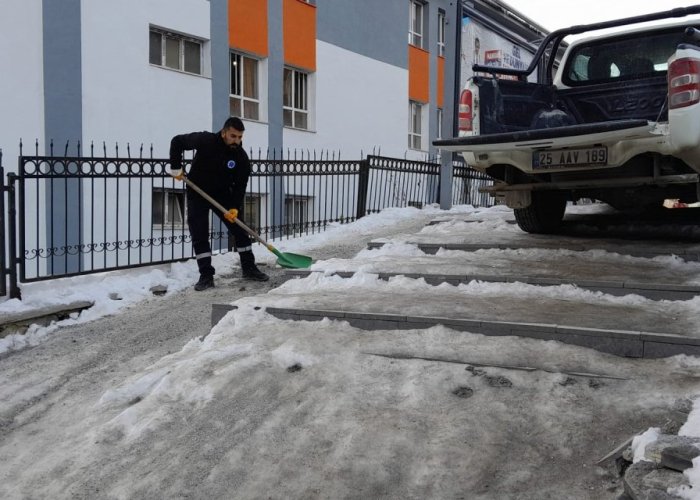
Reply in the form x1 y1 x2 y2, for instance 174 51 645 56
210 303 700 359
366 241 700 261
283 269 700 301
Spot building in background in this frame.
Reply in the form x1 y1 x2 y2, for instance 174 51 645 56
225 0 460 160
0 0 549 169
0 0 550 283
0 0 471 168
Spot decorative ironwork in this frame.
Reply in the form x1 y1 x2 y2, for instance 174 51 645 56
1 143 493 296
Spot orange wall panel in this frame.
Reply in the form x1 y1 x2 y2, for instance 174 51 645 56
229 0 268 57
409 45 429 103
283 0 316 71
437 56 445 108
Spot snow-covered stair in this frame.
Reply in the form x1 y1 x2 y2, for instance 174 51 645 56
213 211 700 359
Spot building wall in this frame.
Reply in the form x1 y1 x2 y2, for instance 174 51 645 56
236 0 457 161
285 40 409 158
211 0 231 132
0 0 458 167
81 0 212 158
0 0 213 165
0 0 544 168
316 0 407 69
0 0 44 166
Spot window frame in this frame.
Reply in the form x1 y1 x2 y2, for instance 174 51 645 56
438 11 446 57
284 196 311 236
409 100 423 150
561 27 686 87
243 194 262 232
409 0 424 48
283 67 310 130
149 27 204 76
230 51 261 121
152 187 186 229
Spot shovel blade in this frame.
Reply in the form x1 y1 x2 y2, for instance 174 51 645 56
272 249 313 269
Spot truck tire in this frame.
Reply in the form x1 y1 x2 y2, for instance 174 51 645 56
513 191 566 234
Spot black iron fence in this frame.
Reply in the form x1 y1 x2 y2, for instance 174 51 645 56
452 157 494 207
1 150 7 298
0 144 493 299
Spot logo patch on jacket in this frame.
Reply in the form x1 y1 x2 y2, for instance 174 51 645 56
227 160 236 169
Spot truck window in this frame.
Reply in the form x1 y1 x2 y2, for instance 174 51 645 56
562 27 693 86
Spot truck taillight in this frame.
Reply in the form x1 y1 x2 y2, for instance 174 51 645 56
669 57 700 109
458 89 473 132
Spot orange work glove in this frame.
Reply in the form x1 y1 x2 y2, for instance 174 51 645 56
224 208 238 223
171 169 185 181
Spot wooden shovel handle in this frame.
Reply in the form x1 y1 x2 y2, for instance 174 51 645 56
179 175 272 249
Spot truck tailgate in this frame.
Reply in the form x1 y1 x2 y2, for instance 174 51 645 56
434 119 654 152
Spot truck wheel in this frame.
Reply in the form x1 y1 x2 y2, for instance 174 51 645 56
513 191 566 234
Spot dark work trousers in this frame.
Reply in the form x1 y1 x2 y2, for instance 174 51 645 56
186 189 252 278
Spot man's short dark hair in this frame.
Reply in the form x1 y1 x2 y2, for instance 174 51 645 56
223 116 245 131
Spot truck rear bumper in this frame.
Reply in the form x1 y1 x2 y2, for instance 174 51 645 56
481 173 700 193
434 119 652 151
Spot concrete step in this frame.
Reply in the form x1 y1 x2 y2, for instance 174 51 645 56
367 240 700 261
285 269 700 301
262 305 700 359
377 215 700 261
300 239 700 301
210 213 700 359
211 271 700 359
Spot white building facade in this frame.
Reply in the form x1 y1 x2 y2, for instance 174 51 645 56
0 0 464 167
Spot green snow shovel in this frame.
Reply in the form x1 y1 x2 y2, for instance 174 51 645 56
180 176 313 269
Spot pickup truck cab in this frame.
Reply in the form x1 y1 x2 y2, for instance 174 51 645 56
435 6 700 233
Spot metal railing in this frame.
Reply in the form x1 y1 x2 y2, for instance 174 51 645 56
452 157 494 207
0 149 7 297
1 144 493 298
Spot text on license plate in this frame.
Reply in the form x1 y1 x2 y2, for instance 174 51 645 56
533 147 608 169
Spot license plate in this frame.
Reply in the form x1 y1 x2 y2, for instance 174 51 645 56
533 147 608 169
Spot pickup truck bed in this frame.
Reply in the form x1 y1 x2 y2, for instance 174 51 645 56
435 6 700 234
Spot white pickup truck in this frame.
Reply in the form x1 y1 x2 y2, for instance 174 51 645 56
435 6 700 233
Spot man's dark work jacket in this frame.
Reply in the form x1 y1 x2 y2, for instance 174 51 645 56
169 131 251 209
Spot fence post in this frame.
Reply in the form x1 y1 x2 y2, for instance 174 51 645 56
356 158 370 219
6 172 20 299
0 151 5 297
439 152 453 210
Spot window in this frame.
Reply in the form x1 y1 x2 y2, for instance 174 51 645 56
152 188 185 227
243 195 262 231
285 196 310 236
562 28 684 86
230 52 260 120
283 67 309 130
437 108 443 139
438 11 446 57
409 101 423 150
149 28 202 75
409 1 424 47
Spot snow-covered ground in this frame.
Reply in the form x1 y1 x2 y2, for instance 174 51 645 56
1 203 700 498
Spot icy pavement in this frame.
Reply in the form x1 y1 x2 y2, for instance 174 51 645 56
2 204 700 499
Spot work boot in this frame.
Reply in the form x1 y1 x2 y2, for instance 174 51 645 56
194 275 215 291
239 251 269 281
